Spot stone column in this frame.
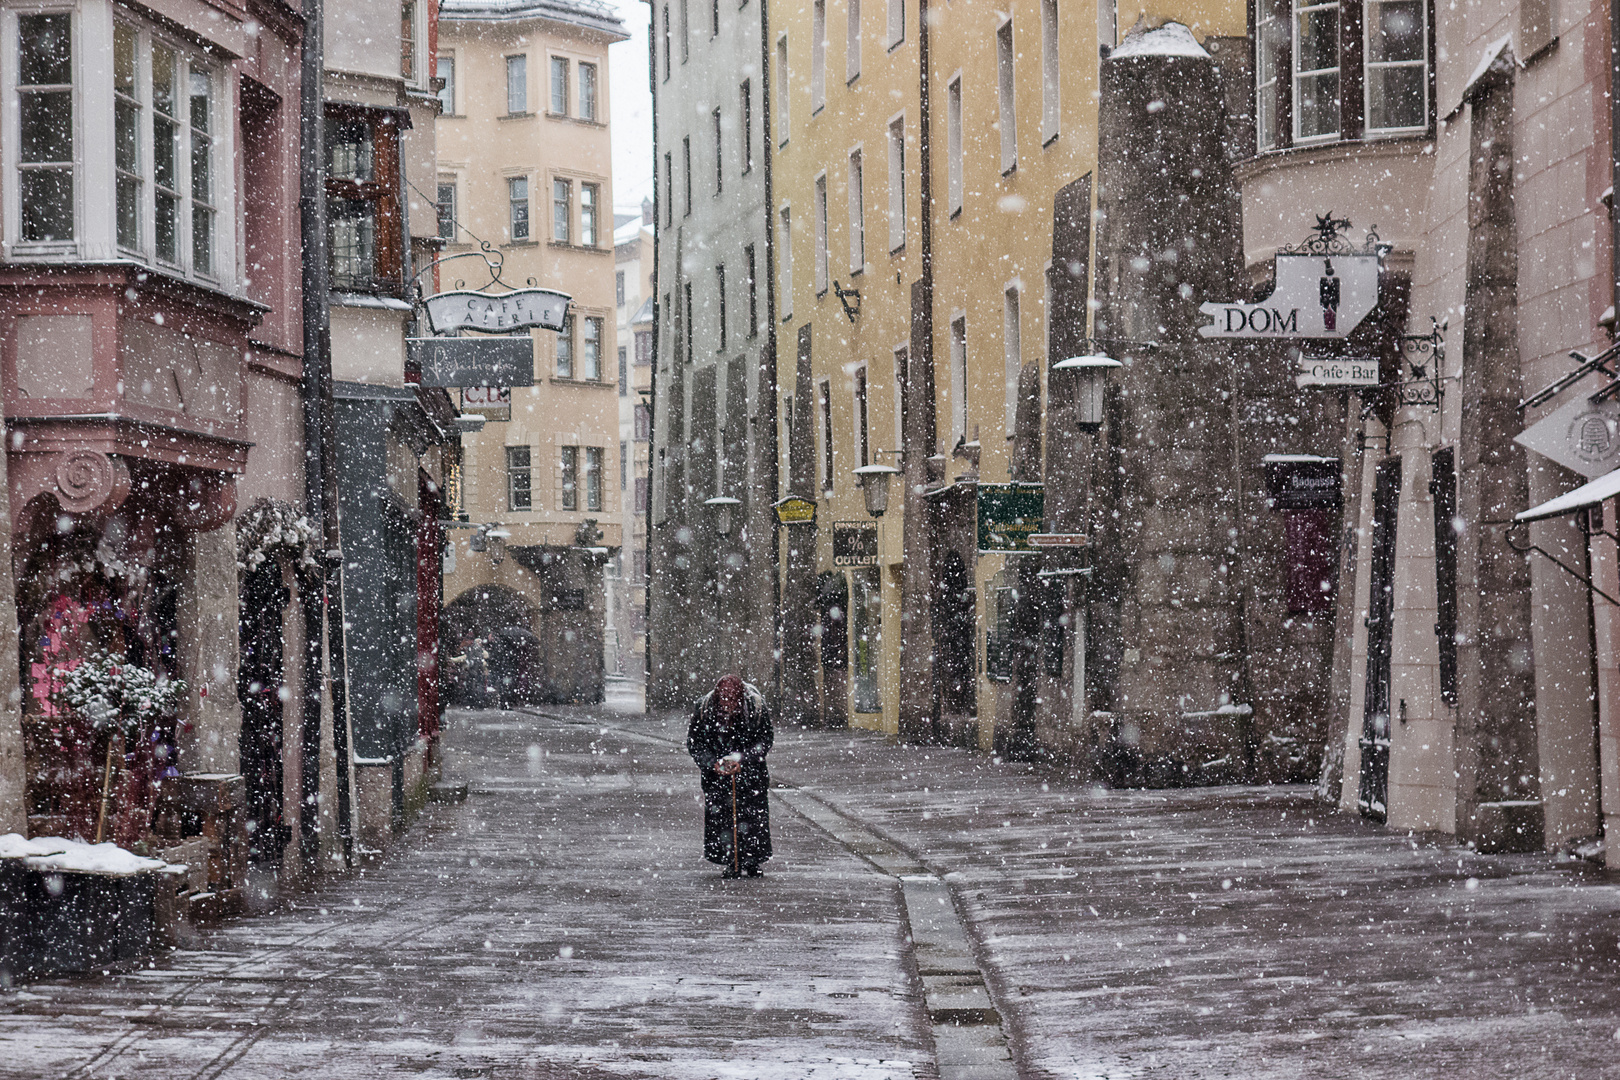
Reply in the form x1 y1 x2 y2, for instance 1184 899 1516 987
1091 32 1248 785
178 521 244 774
1453 57 1542 852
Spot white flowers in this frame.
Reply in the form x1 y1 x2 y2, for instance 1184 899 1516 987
236 500 319 575
52 651 187 733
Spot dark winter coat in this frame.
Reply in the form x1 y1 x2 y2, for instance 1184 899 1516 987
687 683 773 868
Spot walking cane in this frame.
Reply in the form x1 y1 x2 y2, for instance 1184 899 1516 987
731 771 740 875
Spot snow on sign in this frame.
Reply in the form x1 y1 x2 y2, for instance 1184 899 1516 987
1199 216 1384 340
423 288 571 335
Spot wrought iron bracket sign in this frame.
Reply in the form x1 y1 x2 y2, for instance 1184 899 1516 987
1200 215 1386 340
1393 323 1446 412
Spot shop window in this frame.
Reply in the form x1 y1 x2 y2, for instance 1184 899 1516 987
327 109 402 293
1255 0 1431 152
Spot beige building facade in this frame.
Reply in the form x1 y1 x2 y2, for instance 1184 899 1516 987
436 0 628 705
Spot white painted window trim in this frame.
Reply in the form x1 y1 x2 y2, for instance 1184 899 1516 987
2 2 237 290
945 73 962 217
886 110 905 253
1002 280 1021 436
847 144 864 274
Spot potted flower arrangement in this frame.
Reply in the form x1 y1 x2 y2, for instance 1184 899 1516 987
51 652 186 843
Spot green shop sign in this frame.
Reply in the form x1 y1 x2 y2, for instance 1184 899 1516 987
977 484 1045 553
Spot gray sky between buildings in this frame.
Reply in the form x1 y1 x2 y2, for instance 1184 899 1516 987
608 0 653 212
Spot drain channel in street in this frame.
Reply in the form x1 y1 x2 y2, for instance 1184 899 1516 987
543 711 1019 1080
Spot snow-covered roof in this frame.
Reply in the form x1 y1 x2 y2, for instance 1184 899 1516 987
1516 468 1620 523
0 833 172 876
615 218 648 246
629 295 654 326
1108 22 1209 60
439 0 627 39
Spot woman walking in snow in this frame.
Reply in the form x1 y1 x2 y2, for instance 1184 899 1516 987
687 674 773 878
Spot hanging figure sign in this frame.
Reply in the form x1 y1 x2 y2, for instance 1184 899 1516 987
1198 216 1384 340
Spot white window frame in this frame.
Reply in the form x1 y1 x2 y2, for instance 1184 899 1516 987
946 75 962 216
949 314 968 445
1003 283 1021 435
811 0 826 113
549 54 569 116
887 0 904 47
506 53 527 114
776 34 790 145
401 0 427 91
846 0 861 81
892 343 907 453
886 112 905 252
1292 0 1340 143
437 53 456 113
2 7 236 284
814 170 828 294
779 203 793 317
852 361 869 468
848 146 864 272
1363 0 1428 136
1040 0 1059 144
996 18 1017 174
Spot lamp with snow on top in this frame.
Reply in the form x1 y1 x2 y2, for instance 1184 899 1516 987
853 464 900 518
1053 354 1122 429
704 496 742 537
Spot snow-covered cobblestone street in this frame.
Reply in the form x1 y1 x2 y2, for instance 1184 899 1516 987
4 703 1620 1079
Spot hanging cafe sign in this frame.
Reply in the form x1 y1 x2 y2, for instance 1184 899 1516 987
408 242 572 389
1199 215 1384 341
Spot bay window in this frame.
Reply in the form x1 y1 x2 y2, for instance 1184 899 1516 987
1255 0 1430 152
8 8 230 280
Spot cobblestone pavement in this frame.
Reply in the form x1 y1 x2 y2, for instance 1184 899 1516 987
6 703 1620 1079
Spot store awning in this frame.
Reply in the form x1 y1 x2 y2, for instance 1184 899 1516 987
1516 468 1620 523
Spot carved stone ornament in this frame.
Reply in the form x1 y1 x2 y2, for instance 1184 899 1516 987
54 451 129 514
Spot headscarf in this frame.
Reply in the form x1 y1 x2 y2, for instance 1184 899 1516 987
716 674 744 726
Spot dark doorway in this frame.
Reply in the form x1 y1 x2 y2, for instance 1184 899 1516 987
934 550 976 717
239 560 291 862
1359 456 1401 822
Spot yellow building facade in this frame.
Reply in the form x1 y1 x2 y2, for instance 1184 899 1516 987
771 0 1242 744
435 0 628 704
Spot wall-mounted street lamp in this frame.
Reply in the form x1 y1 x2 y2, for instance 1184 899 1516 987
853 464 900 518
703 496 742 537
1052 354 1122 429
